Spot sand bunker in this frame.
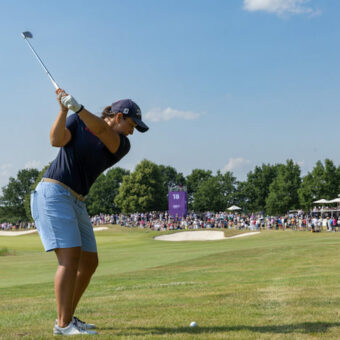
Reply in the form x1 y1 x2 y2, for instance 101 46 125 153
93 227 109 232
155 230 260 242
0 226 108 236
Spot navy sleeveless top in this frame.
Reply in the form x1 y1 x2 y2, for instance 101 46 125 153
44 114 130 196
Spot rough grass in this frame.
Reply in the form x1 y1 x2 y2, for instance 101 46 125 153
0 247 15 256
1 226 340 339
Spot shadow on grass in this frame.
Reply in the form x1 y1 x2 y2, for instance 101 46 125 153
101 322 340 335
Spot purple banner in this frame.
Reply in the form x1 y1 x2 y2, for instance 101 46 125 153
168 191 188 218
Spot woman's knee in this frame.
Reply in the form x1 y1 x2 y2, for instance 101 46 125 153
55 247 82 270
80 252 98 275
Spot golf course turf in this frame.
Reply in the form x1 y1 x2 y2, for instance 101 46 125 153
1 226 340 339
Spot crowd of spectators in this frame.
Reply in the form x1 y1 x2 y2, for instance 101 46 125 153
90 210 340 232
2 209 340 232
0 221 35 231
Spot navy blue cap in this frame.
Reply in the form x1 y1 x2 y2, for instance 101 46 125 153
111 99 149 133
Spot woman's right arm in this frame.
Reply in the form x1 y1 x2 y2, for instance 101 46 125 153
49 89 72 147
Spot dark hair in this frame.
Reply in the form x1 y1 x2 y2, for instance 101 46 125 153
101 106 119 119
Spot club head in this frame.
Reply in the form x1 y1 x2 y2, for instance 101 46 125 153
21 31 33 39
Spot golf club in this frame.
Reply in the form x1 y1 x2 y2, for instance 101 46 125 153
21 31 60 90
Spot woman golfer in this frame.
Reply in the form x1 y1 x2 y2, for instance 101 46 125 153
30 89 148 335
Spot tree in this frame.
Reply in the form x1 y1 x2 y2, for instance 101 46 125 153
158 165 185 189
114 159 165 213
86 167 130 215
186 169 212 209
0 168 40 221
323 159 340 198
233 181 251 213
193 171 237 212
298 159 340 210
265 160 301 215
298 173 317 211
239 164 280 213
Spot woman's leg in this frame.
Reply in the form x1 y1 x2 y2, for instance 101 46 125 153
55 247 81 328
72 250 98 315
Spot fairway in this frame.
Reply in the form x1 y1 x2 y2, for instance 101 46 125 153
1 227 340 339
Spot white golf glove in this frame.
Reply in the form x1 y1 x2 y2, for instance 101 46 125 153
61 95 83 113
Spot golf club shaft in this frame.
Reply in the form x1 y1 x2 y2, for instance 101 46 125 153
23 38 59 90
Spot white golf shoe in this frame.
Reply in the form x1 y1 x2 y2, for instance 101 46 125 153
73 316 96 330
55 316 96 330
53 317 97 335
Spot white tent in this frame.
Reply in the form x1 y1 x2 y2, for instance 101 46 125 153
227 205 241 211
328 198 340 203
313 199 329 204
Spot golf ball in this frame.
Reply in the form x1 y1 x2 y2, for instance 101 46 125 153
190 321 197 328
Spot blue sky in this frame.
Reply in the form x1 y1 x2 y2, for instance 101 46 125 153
1 0 339 188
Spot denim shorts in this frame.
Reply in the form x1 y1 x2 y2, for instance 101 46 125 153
30 181 97 253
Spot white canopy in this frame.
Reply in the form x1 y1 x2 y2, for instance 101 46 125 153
313 199 329 204
227 205 241 211
328 198 340 203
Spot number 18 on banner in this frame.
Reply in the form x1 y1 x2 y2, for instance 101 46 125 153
168 191 188 218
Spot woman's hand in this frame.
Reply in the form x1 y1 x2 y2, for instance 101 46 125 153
56 88 83 113
56 88 68 114
56 89 82 113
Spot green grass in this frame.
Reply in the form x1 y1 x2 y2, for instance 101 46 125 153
0 247 15 256
1 226 340 339
223 229 252 237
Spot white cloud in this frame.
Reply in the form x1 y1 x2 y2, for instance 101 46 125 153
0 164 13 177
223 158 251 172
296 160 305 167
25 160 42 169
145 107 200 122
0 164 13 189
243 0 321 16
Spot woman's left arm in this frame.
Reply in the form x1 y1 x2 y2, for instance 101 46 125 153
59 91 121 153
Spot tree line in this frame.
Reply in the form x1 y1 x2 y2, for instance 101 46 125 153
0 158 339 223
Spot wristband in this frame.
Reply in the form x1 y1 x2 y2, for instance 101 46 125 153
75 105 84 114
